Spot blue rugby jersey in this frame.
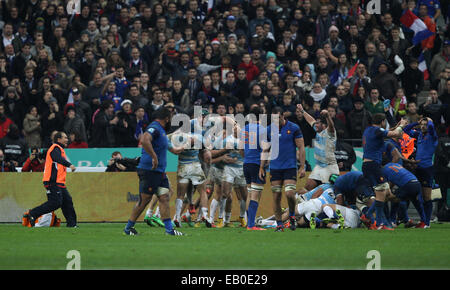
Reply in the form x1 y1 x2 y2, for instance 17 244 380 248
242 122 265 165
382 163 418 187
333 171 364 195
403 121 438 168
267 121 303 170
138 121 168 172
362 126 389 164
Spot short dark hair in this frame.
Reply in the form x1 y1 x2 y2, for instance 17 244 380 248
152 107 172 120
53 131 65 143
372 113 386 125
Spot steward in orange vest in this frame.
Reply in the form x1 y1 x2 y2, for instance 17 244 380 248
23 132 78 227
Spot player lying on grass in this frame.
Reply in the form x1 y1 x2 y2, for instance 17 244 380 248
309 204 361 229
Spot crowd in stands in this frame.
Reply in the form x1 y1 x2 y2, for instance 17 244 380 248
0 0 449 169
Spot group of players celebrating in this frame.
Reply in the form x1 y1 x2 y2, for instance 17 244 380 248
123 102 437 236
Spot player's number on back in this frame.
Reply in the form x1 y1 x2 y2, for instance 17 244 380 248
66 250 81 270
366 250 381 270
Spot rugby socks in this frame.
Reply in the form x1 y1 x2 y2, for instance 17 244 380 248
239 200 246 218
366 202 376 223
247 200 259 228
390 202 399 224
201 207 209 220
163 218 173 233
219 198 227 219
175 199 183 221
155 206 160 218
424 200 433 226
209 199 218 221
323 206 336 219
411 198 426 223
145 208 153 218
399 201 409 223
225 212 232 223
276 220 283 227
124 220 135 233
375 200 386 226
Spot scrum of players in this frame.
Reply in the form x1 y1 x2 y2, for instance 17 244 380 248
144 103 437 232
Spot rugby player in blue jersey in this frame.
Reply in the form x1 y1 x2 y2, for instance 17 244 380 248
361 113 407 230
382 162 427 228
241 105 267 230
259 107 306 232
124 108 185 236
403 117 438 228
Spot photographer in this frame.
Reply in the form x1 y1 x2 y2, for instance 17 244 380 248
105 151 139 172
0 148 17 172
22 147 46 172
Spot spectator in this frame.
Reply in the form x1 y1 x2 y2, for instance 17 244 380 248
372 62 399 100
347 98 372 144
364 88 385 115
405 102 421 124
0 102 14 139
0 123 29 167
64 106 87 144
90 100 117 148
2 86 26 130
21 147 45 172
400 58 425 103
41 97 64 148
22 105 42 148
114 99 137 147
0 148 16 172
419 90 443 125
68 130 88 149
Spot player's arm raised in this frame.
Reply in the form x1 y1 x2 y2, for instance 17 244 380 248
297 104 316 127
387 118 408 138
321 110 335 133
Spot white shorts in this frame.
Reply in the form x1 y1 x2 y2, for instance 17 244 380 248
296 199 323 221
223 165 246 186
208 166 224 184
309 164 340 184
335 205 361 228
177 162 206 185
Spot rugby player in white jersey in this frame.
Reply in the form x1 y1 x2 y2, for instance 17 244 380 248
296 104 339 192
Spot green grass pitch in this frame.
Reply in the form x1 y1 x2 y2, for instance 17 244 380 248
1 222 449 270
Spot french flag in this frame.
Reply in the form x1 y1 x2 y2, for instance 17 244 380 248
346 61 359 79
418 53 429 80
330 69 340 86
400 9 434 45
207 0 214 13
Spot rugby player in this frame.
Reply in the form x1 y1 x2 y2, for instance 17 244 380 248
259 107 306 231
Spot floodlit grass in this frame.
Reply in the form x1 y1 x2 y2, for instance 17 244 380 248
1 222 449 270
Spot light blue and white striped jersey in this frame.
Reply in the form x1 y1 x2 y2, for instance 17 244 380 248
316 187 337 205
303 184 333 201
313 127 337 167
224 135 243 168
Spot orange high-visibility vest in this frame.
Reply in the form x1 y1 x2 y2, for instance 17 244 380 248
399 133 415 159
42 143 68 187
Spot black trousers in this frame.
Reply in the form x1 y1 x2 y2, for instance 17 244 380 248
29 185 77 227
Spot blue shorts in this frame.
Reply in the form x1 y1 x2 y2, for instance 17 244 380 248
395 180 422 201
362 161 385 187
355 176 375 200
137 169 169 195
270 168 297 182
243 163 266 185
415 167 434 188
